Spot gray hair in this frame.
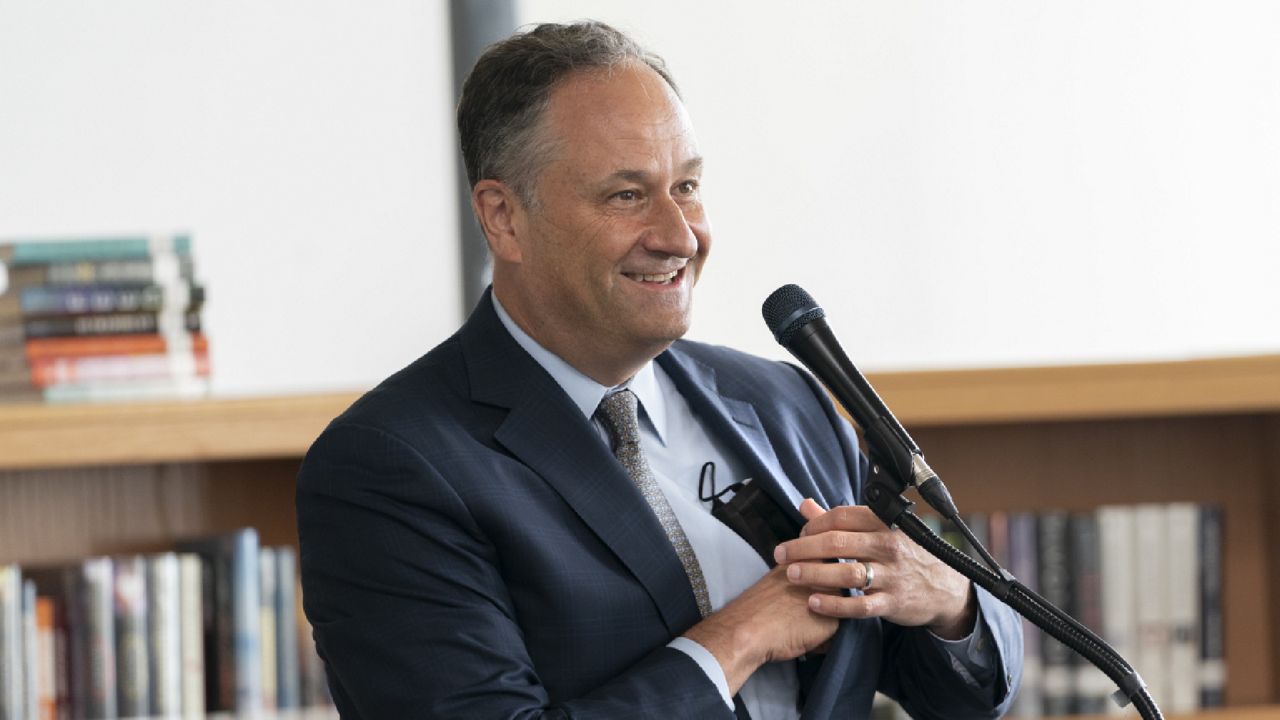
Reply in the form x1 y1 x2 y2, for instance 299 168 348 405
457 21 680 208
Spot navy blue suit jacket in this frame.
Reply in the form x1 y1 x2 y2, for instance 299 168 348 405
297 291 1022 718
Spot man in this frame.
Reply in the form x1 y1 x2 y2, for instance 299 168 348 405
298 21 1022 719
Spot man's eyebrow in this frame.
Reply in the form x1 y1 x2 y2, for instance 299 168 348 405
602 157 705 185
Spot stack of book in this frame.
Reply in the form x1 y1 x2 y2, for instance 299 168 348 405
938 502 1225 717
0 235 209 404
0 529 332 719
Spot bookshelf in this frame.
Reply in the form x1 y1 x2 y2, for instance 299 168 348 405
0 355 1277 714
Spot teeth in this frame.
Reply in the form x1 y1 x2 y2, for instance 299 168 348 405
629 270 680 284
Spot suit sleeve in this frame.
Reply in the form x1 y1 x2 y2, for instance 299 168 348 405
792 366 1024 719
296 421 736 720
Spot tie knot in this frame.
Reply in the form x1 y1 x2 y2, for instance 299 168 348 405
595 389 642 449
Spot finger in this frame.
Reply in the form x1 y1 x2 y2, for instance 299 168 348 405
807 591 890 619
775 529 882 564
798 498 826 522
786 560 874 591
800 505 886 536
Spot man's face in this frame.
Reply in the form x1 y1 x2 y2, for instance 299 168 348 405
501 62 711 376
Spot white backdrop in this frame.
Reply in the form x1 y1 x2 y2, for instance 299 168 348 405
523 1 1280 370
0 0 460 396
2 2 1277 397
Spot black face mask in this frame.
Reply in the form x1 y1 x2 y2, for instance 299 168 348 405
699 462 803 567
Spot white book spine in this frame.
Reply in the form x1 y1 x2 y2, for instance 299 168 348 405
1133 504 1169 708
1165 503 1200 712
179 553 206 716
1097 505 1138 715
148 553 183 715
259 547 279 710
21 580 37 720
0 565 22 720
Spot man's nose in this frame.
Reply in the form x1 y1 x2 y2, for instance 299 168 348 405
643 194 698 258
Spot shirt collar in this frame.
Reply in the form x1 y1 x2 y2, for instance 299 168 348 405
492 293 669 444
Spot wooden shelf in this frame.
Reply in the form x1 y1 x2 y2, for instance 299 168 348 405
0 391 358 470
869 353 1280 426
1074 707 1280 720
2 354 1280 469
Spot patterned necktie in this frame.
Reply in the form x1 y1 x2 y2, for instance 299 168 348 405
595 389 712 617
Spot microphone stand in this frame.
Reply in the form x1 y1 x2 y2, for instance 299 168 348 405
862 465 1164 720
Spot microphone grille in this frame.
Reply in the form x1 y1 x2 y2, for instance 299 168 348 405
762 284 825 345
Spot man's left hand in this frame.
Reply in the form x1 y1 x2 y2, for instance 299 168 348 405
774 500 977 640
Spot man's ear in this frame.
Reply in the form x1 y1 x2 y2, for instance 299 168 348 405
472 179 526 264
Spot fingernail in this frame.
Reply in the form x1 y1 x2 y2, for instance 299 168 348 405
809 595 821 610
787 564 800 581
774 545 787 563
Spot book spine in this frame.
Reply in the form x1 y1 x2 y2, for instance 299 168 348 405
24 332 207 360
80 557 117 719
24 310 200 339
1097 505 1138 716
259 548 279 710
20 285 178 317
179 554 205 716
21 581 36 720
1198 505 1225 707
231 530 263 714
7 258 168 288
34 597 55 720
147 553 182 715
0 565 21 720
1038 510 1075 715
1006 513 1042 717
113 555 151 718
1166 503 1201 712
1070 513 1110 714
42 376 210 404
274 547 301 709
8 235 191 265
29 350 210 388
1133 504 1169 709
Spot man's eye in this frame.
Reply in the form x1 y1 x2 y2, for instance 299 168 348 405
676 180 699 195
613 190 640 202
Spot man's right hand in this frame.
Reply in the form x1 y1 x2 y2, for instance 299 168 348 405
681 562 839 695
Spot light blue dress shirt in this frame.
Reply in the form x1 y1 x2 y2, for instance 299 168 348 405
492 296 995 718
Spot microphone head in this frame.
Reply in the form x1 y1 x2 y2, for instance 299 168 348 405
762 284 826 345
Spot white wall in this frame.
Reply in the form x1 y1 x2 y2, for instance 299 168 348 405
3 3 1277 400
0 1 460 396
520 1 1280 370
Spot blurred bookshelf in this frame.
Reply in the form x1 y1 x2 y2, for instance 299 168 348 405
0 354 1277 717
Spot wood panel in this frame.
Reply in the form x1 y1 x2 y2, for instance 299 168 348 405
911 414 1275 706
0 458 301 566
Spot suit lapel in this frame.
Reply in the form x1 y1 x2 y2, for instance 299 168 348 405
461 292 702 635
657 348 808 531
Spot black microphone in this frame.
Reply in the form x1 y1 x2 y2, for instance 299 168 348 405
762 284 958 519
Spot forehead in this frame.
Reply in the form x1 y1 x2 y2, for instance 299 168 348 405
540 63 699 174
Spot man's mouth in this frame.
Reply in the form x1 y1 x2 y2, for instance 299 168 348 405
623 268 682 285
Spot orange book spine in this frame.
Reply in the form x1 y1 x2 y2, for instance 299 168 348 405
24 333 208 360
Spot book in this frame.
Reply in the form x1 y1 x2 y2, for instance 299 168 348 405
1097 504 1138 716
177 528 262 714
0 564 21 720
113 555 151 718
34 597 56 720
1037 510 1075 715
147 553 183 715
1165 503 1200 712
21 581 36 720
20 284 203 318
259 547 279 710
23 310 201 339
1070 513 1111 714
29 348 210 388
179 553 206 716
42 376 210 404
1133 504 1169 709
274 546 302 709
3 258 183 290
3 235 191 266
1198 505 1225 707
1006 512 1042 717
25 332 209 360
